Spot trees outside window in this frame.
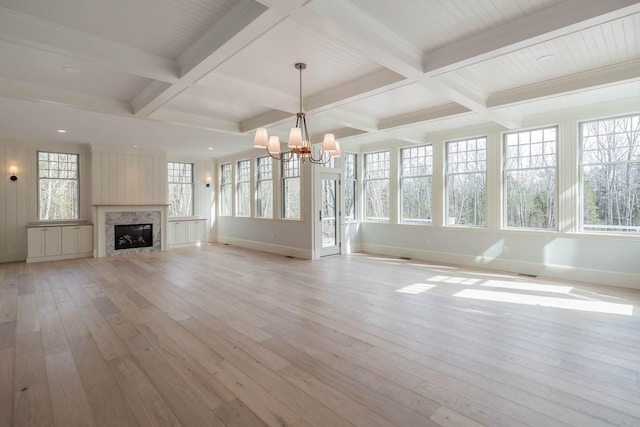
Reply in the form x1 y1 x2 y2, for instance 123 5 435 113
256 156 273 218
581 114 640 233
220 163 232 216
400 146 432 224
282 157 300 219
167 162 193 217
364 151 390 222
504 127 557 229
446 138 486 226
236 160 251 217
38 151 79 220
344 153 357 222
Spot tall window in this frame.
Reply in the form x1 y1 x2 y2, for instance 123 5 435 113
504 127 557 229
167 162 193 217
236 160 251 217
447 138 487 226
364 151 390 222
344 153 357 222
581 114 640 233
282 157 300 219
256 156 273 218
220 163 232 216
38 151 79 220
400 146 432 224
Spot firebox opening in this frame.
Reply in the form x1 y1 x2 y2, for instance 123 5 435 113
114 224 152 250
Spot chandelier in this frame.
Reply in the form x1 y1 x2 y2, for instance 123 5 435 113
253 63 341 164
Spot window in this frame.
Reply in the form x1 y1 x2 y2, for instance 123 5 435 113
364 151 390 222
446 138 487 226
236 160 251 217
400 146 432 224
167 162 193 217
38 151 79 220
282 157 301 219
256 156 273 218
220 163 232 216
504 127 557 229
581 114 640 233
344 153 357 222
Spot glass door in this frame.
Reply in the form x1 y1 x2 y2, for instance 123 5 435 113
317 172 341 257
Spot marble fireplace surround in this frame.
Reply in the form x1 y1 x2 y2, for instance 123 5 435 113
93 205 168 257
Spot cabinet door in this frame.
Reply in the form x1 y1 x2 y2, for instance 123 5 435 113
77 225 93 253
61 227 77 255
170 222 187 245
187 221 198 243
44 228 62 256
27 229 45 258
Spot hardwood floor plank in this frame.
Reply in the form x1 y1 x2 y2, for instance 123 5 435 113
125 333 224 426
13 332 54 427
44 350 97 427
15 294 39 335
0 348 14 427
107 355 182 427
214 398 269 427
68 336 139 427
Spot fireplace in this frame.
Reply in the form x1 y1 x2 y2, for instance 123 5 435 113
114 224 153 250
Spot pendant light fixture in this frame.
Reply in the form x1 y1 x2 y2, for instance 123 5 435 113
253 63 341 164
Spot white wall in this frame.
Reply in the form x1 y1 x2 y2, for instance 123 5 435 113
0 138 90 262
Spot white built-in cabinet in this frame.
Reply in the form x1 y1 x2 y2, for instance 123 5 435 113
168 218 207 248
27 224 93 263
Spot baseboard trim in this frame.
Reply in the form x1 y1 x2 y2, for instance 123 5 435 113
360 243 639 289
217 236 312 260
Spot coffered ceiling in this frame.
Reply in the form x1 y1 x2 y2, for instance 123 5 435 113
0 0 638 157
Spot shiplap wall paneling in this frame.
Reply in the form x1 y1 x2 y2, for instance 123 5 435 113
0 140 29 261
91 149 167 205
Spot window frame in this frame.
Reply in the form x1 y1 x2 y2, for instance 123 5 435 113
236 159 251 217
579 113 640 234
503 126 558 230
256 156 273 219
167 161 194 217
344 153 357 222
219 163 233 217
445 137 487 227
282 157 301 220
400 145 433 225
37 150 80 221
363 151 390 223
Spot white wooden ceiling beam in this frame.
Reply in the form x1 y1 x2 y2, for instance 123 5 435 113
487 59 640 108
423 0 640 75
0 76 132 117
379 103 471 131
0 7 177 83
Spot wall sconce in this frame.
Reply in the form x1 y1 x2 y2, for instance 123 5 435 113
205 176 211 187
9 165 17 181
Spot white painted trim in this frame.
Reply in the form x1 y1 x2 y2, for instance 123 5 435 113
217 236 312 260
360 243 639 290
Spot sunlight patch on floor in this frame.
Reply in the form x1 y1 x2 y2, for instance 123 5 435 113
427 275 481 285
396 283 437 294
480 280 573 294
454 289 634 315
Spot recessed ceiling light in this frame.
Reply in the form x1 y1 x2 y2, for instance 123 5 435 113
57 129 67 133
208 147 213 150
63 67 81 73
536 54 554 62
134 145 138 148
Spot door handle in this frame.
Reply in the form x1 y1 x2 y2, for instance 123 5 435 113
319 210 322 221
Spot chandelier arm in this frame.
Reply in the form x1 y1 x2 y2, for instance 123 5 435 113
266 145 293 162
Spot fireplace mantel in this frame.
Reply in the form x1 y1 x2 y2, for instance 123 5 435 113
93 204 168 257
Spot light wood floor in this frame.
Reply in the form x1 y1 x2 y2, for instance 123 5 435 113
1 244 639 427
